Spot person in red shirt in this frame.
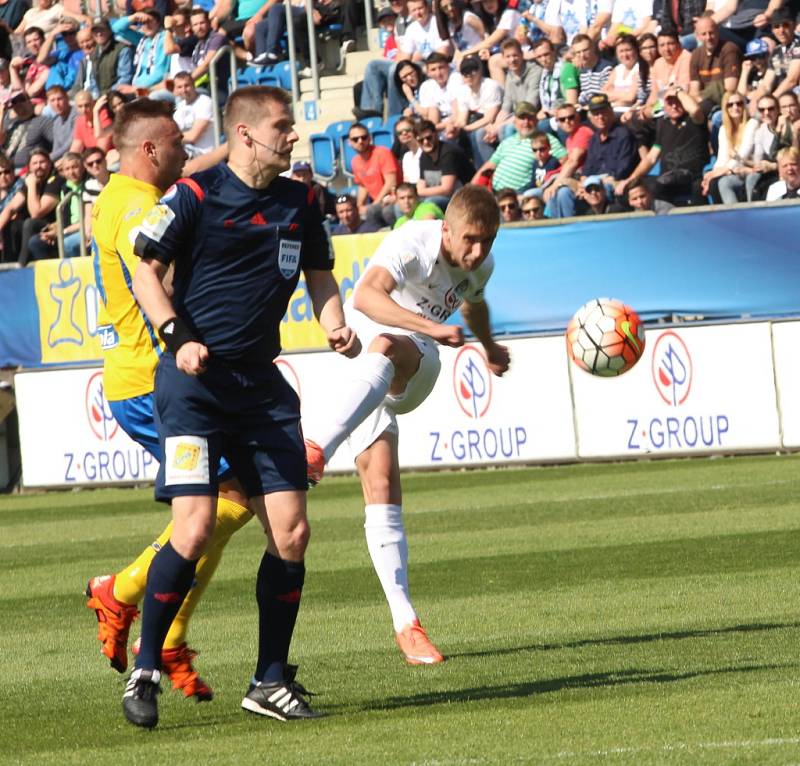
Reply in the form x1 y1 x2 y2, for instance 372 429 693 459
349 122 402 228
542 101 593 212
70 89 113 153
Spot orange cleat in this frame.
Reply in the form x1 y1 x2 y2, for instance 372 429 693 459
133 638 214 701
85 574 139 673
305 439 325 486
395 619 445 665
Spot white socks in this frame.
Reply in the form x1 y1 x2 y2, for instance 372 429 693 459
364 503 416 632
315 353 395 462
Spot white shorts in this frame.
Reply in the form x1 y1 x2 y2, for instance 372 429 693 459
345 306 442 457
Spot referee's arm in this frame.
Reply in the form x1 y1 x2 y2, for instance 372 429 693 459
305 268 360 358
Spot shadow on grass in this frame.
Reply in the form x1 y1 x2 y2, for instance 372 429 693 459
360 662 793 712
449 620 800 659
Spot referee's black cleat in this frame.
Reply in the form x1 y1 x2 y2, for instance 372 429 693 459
123 668 161 728
241 666 323 721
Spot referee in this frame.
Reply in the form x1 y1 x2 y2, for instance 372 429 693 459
125 86 359 728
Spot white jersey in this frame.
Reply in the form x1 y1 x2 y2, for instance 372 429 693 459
347 220 493 327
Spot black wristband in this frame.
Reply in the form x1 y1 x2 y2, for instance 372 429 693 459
159 316 197 356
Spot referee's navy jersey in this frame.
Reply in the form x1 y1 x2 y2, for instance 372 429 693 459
134 163 333 365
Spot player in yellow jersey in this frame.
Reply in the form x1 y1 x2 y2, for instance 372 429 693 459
86 99 250 700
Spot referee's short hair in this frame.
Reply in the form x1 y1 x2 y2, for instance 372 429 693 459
223 85 292 137
113 98 174 151
445 185 500 231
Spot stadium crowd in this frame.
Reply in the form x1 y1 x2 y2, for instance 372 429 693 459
0 0 798 263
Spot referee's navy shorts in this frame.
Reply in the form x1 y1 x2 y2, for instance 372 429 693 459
153 353 307 502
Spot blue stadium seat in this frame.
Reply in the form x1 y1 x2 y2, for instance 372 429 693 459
325 120 352 156
310 134 337 181
360 116 383 132
371 127 393 150
383 114 402 134
270 61 299 89
339 134 357 178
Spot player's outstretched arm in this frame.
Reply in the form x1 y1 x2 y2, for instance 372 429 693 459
133 257 209 375
305 268 361 358
460 298 510 377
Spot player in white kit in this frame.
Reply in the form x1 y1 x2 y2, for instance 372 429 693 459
306 185 511 664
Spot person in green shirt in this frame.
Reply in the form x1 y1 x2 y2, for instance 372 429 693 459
392 182 444 228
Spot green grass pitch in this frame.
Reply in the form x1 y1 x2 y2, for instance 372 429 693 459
2 455 800 765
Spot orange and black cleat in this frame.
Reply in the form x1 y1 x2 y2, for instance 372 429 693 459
85 574 139 673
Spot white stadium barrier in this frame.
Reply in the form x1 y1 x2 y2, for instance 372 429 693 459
13 319 800 488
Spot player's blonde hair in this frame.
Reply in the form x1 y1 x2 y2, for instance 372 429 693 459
223 85 292 138
445 185 501 232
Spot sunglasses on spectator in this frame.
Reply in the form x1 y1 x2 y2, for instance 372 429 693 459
336 195 353 204
396 127 413 134
585 184 603 193
557 114 576 122
498 201 519 210
726 100 744 108
85 158 104 166
522 206 542 216
349 133 369 142
417 134 436 143
759 105 777 113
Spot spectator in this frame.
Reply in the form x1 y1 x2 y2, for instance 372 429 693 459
625 178 673 212
395 59 425 118
544 0 612 44
354 0 411 120
0 0 27 43
602 34 642 113
484 38 543 143
689 14 742 116
618 86 708 205
533 38 579 130
496 186 522 221
38 18 82 92
0 58 10 105
778 92 800 150
210 0 270 57
745 93 785 199
26 149 85 260
162 9 194 81
16 0 70 36
331 194 382 234
393 181 444 226
551 92 637 216
454 54 502 165
702 91 756 203
0 151 23 262
472 101 544 193
572 34 614 107
25 84 76 164
543 101 594 212
416 118 475 208
290 159 337 218
349 122 402 228
575 174 611 215
113 10 170 93
248 0 312 66
65 26 97 97
432 0 486 66
88 18 134 95
172 72 214 157
184 8 228 93
10 27 51 109
0 90 37 171
655 0 705 51
738 38 775 116
82 146 109 210
648 30 691 96
520 194 545 218
528 129 562 192
70 90 111 153
394 117 423 183
467 0 520 80
766 146 800 199
768 8 800 99
401 0 452 62
417 51 461 135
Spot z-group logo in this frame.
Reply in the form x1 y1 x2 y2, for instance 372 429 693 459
85 371 118 441
627 330 729 451
452 345 492 419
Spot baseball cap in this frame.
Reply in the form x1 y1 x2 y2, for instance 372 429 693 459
91 17 111 31
745 38 769 57
770 7 794 25
291 160 312 173
514 101 537 117
587 93 611 112
376 6 397 22
582 175 603 189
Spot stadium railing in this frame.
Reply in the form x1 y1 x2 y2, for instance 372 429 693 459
209 45 239 148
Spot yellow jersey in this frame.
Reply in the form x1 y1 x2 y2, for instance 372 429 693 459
92 173 164 402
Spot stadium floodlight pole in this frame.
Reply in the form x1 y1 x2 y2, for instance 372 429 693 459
284 0 300 113
304 0 321 102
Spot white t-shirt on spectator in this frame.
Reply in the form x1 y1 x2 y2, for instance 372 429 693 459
496 7 522 31
766 180 788 200
174 93 215 154
545 0 612 43
401 16 450 58
402 146 422 183
452 10 485 50
610 0 652 28
456 77 503 113
418 71 462 118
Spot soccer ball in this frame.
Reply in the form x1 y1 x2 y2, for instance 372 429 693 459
566 298 645 377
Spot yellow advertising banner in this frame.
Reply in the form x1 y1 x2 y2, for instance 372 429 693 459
32 231 386 365
34 256 103 365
